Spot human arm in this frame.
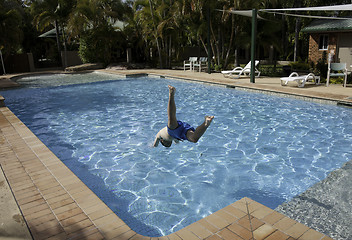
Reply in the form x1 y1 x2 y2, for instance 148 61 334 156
153 134 161 147
153 127 166 147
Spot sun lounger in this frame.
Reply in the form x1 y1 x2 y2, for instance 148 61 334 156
280 72 320 88
221 60 260 78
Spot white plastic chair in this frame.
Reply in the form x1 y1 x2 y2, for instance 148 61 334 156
326 63 348 87
183 57 198 71
221 60 260 78
193 57 207 72
280 72 320 88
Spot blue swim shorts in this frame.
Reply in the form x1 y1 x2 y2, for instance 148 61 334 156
167 121 195 141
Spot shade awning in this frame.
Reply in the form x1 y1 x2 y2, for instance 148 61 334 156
218 4 352 20
216 9 266 20
39 28 59 38
263 4 352 11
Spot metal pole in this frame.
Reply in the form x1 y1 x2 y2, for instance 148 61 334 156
207 6 211 74
250 9 257 83
0 49 6 75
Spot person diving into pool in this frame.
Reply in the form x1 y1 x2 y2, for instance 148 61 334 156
153 85 214 147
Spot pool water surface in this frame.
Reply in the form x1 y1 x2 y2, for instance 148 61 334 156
1 73 352 236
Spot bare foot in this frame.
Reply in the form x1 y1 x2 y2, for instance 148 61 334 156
168 85 175 96
205 116 214 127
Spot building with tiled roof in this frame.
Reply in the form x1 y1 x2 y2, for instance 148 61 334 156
302 19 352 70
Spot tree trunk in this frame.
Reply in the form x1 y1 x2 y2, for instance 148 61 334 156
148 0 163 68
209 20 219 66
199 36 208 56
294 17 301 62
293 0 302 62
224 14 235 69
55 20 62 67
61 25 68 69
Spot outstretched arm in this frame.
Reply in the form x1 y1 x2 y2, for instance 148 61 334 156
153 136 161 147
153 129 162 147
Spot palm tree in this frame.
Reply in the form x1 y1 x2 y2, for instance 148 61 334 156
67 0 127 64
0 0 23 58
30 0 76 67
148 0 163 68
133 0 164 68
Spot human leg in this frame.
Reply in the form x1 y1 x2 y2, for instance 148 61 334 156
167 85 178 129
187 116 214 143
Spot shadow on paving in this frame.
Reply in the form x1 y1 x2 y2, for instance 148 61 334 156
276 159 352 240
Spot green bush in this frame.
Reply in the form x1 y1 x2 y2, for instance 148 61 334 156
258 65 286 77
315 60 328 79
78 25 118 65
213 64 223 72
329 77 344 84
289 61 310 71
79 33 97 63
313 52 328 80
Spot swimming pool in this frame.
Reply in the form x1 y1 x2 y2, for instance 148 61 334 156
1 73 352 236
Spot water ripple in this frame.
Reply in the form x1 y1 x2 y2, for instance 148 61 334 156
2 76 352 236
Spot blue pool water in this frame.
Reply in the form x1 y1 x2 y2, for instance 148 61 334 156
1 73 352 236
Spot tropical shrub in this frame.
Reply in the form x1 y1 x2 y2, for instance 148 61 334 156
78 25 118 65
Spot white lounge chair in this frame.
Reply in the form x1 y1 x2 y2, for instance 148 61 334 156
326 63 348 87
280 72 320 88
221 60 260 78
184 57 198 71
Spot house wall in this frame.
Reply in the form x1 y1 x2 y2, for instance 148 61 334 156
337 33 352 71
308 33 337 64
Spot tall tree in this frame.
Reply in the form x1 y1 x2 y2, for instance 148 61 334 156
30 0 76 67
148 0 163 68
67 0 127 64
0 0 23 57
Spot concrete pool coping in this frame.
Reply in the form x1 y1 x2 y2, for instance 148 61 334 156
1 69 350 239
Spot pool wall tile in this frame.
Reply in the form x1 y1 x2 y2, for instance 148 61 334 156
226 222 252 239
129 234 153 240
213 209 237 224
203 213 229 229
252 224 276 239
205 234 223 240
298 228 325 240
157 236 170 240
231 199 249 212
285 222 310 239
197 218 219 234
216 228 242 239
264 230 291 240
174 228 200 240
238 215 264 231
273 216 298 231
222 204 247 219
186 222 213 239
262 210 286 225
321 236 334 240
168 233 183 240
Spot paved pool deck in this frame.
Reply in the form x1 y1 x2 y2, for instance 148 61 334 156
0 69 351 239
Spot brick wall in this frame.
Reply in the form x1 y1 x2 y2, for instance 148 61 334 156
308 33 337 64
